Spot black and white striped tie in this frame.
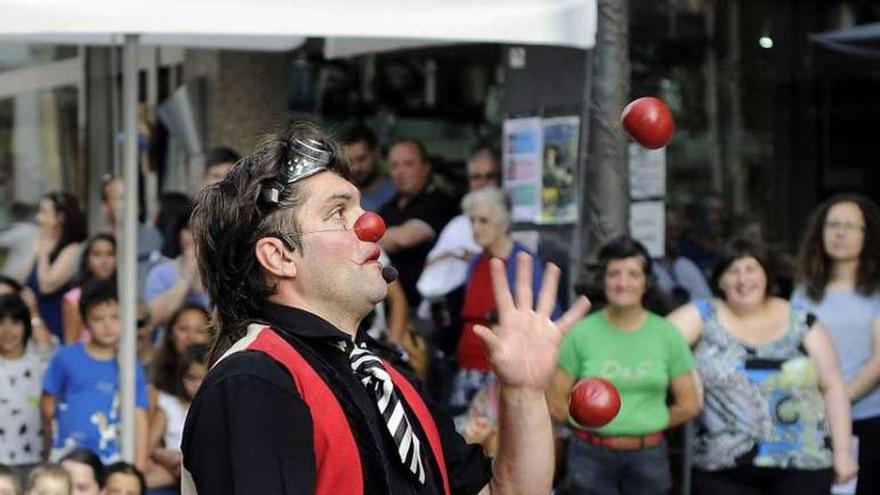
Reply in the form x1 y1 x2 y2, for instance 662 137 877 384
349 343 426 485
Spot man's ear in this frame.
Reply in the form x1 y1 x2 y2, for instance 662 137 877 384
255 237 297 279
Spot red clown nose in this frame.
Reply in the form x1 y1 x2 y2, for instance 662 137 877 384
354 211 386 242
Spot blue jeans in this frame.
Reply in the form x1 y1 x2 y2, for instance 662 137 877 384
566 436 672 495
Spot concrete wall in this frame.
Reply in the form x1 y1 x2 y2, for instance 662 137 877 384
184 49 288 154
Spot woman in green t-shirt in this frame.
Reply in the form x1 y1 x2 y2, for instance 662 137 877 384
548 235 701 495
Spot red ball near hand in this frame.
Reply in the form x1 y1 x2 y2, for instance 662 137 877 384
569 377 621 428
354 211 386 242
621 97 675 149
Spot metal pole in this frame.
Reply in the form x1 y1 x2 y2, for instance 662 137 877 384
118 33 139 464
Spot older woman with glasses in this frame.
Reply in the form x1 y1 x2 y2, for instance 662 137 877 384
449 186 560 422
792 194 880 495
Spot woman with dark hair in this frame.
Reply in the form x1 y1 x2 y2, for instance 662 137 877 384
0 294 52 482
150 303 210 400
60 448 105 495
792 193 880 495
668 237 857 494
19 192 87 340
548 235 700 495
61 234 117 343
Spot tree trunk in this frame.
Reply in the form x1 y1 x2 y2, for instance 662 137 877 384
577 0 631 294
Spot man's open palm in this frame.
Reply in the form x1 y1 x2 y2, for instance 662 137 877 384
473 252 590 389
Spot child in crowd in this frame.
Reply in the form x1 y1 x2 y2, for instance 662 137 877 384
40 279 149 468
61 234 116 343
0 465 20 495
150 304 209 404
147 345 207 490
102 463 145 495
60 448 104 495
0 294 53 482
24 464 69 495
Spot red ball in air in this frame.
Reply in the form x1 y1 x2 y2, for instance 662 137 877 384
569 377 621 429
354 211 386 242
621 97 675 150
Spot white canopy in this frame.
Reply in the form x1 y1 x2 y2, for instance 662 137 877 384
0 0 596 464
0 0 596 51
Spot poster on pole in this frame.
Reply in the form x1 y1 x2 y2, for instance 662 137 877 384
628 143 666 200
629 200 665 258
539 116 580 224
503 117 542 222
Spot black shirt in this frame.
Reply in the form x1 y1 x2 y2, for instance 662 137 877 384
181 303 492 494
378 185 456 307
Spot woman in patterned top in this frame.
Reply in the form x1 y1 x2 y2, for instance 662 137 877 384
668 238 857 494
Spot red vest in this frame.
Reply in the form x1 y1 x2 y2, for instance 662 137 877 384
247 327 451 495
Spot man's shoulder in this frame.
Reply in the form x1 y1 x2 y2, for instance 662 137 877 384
419 187 456 210
202 349 297 394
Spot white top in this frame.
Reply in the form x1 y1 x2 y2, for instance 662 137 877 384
157 391 188 450
0 349 50 465
417 214 480 300
792 287 880 419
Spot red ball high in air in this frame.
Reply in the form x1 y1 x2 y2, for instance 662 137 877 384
354 211 386 242
621 97 675 150
569 377 621 429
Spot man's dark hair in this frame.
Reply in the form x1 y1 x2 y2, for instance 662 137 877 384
710 237 774 299
205 147 241 171
389 137 429 163
104 462 146 495
0 293 32 346
798 193 880 301
192 121 351 365
341 124 378 150
61 448 106 487
79 278 118 321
